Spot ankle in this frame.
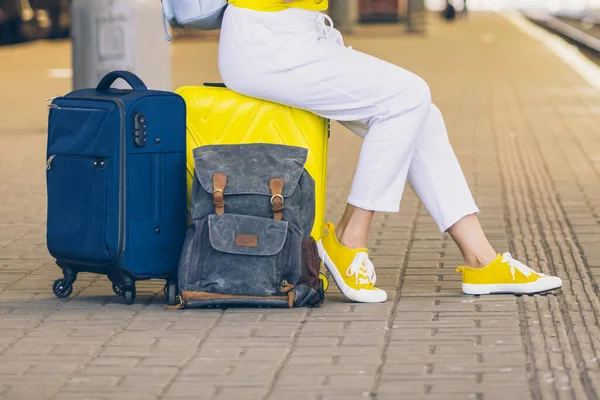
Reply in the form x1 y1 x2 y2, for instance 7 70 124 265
335 223 368 249
464 250 497 268
333 205 374 249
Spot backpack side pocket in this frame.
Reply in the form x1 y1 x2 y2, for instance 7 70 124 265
292 237 325 307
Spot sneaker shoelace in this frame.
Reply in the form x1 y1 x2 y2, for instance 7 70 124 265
346 252 377 286
501 252 544 280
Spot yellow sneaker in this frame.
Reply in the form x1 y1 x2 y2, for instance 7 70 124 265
457 253 562 295
316 222 387 303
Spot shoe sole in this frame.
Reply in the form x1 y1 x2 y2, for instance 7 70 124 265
316 240 387 303
462 277 562 295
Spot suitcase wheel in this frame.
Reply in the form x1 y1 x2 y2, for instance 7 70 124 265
112 283 124 297
124 287 136 305
53 267 77 299
52 278 73 298
114 276 136 305
164 280 178 306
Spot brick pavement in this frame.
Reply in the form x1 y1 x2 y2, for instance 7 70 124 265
1 11 600 400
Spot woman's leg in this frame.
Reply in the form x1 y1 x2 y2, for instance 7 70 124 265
405 103 497 267
337 104 492 268
334 204 374 249
447 214 496 268
334 202 497 269
340 104 561 295
219 7 433 302
406 104 561 294
218 6 562 298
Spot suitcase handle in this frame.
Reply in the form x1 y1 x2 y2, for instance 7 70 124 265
96 71 148 92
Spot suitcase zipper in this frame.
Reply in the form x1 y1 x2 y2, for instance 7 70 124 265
48 104 106 112
45 96 62 108
46 154 105 170
46 154 57 169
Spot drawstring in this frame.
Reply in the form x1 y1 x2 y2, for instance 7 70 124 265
162 6 172 41
316 13 334 40
316 13 351 48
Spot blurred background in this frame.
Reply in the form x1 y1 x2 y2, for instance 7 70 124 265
2 0 600 45
1 0 599 128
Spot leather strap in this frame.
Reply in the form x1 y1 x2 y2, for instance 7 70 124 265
287 291 295 309
269 178 284 221
213 173 227 215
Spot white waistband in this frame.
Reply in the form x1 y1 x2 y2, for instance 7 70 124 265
227 4 333 38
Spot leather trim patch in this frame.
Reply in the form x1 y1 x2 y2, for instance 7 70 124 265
236 234 258 248
183 291 282 301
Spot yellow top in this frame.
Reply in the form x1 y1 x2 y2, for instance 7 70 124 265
228 0 328 12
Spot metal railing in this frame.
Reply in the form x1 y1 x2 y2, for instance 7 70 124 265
524 10 600 55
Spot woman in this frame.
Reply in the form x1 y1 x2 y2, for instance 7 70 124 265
218 0 562 302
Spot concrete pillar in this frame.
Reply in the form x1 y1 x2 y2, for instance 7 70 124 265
71 0 171 91
327 0 359 34
407 0 427 33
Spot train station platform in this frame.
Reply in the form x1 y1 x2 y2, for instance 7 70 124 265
1 11 600 400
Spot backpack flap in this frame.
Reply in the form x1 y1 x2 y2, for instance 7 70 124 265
292 237 325 307
193 144 308 198
191 144 310 224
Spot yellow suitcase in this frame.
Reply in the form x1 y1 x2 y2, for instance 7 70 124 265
176 84 329 241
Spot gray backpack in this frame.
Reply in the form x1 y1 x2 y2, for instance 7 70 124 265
172 143 325 309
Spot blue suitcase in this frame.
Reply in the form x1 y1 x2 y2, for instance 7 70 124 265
45 71 187 305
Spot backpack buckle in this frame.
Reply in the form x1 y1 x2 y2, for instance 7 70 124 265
269 178 285 220
270 194 284 206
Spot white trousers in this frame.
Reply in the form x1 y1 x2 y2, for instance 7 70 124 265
218 5 479 232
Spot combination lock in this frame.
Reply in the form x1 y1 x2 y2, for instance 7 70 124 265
133 113 147 147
